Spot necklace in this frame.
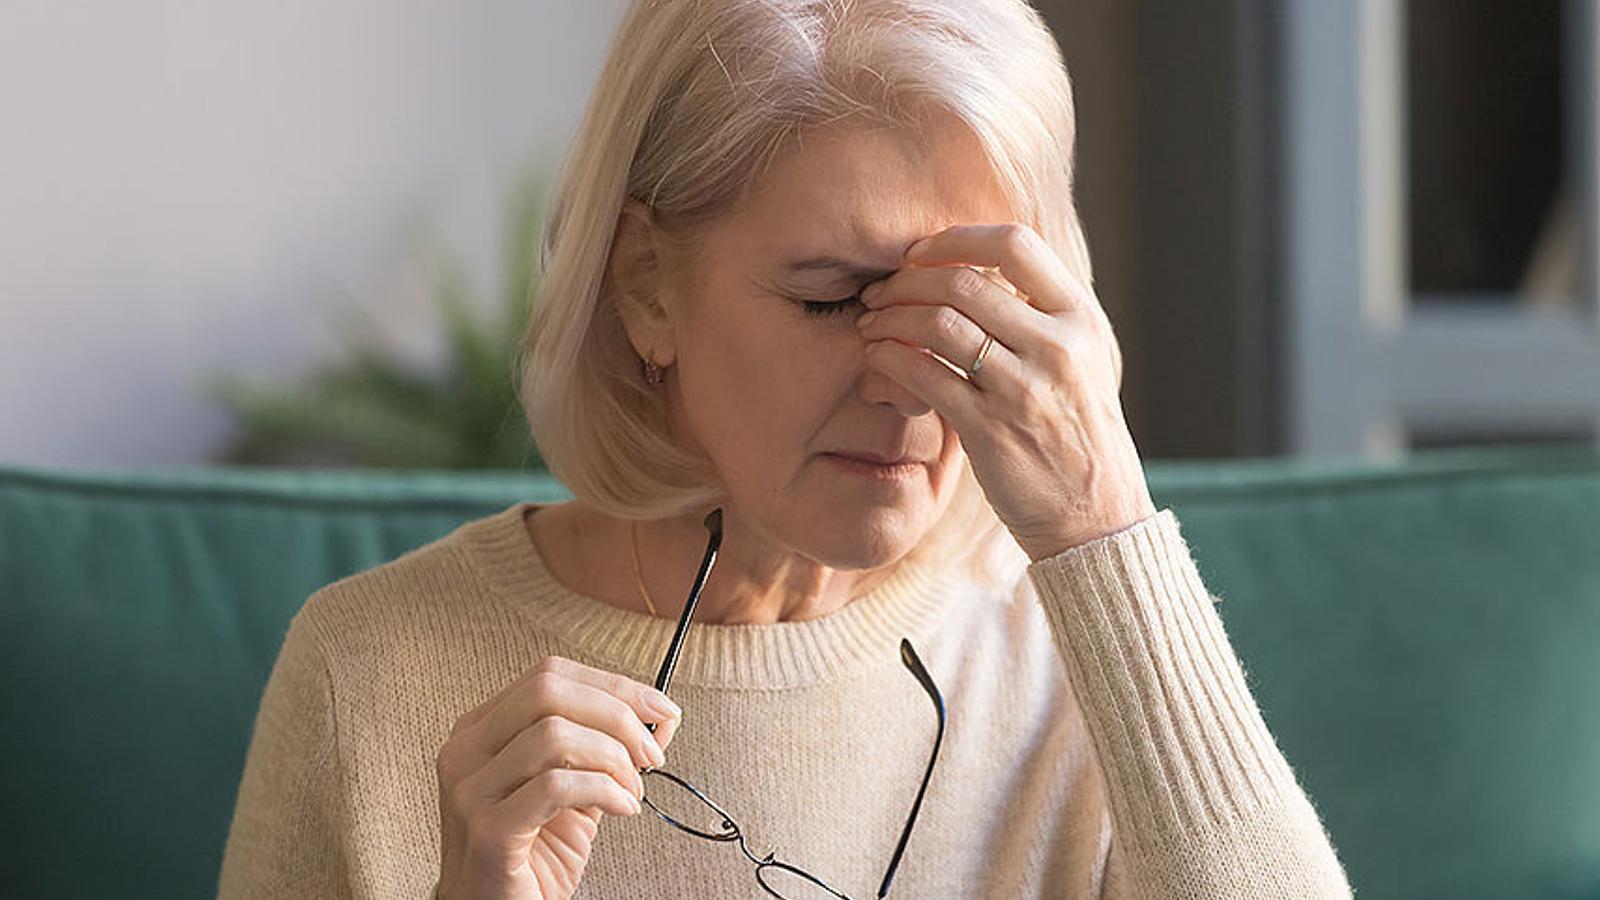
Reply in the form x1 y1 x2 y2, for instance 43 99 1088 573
630 518 660 618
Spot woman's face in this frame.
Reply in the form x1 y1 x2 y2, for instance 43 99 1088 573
619 113 1015 571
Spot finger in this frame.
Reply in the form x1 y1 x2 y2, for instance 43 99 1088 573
535 656 682 722
478 769 642 844
458 656 680 748
458 655 680 736
857 302 1025 398
461 715 647 809
864 338 986 431
903 223 1091 316
469 671 670 775
861 263 1047 357
647 707 681 756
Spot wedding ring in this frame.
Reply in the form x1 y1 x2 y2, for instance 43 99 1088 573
967 332 995 378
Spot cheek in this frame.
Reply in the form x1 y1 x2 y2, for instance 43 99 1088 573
684 317 852 464
720 308 852 397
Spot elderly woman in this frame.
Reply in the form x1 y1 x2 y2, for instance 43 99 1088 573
219 1 1353 898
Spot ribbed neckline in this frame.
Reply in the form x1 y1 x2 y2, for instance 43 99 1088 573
456 502 967 689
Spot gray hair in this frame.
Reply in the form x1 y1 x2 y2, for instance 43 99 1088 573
521 0 1097 589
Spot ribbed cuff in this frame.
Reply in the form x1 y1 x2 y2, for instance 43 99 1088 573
1025 508 1303 854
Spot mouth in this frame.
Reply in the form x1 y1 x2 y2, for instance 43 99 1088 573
827 449 923 465
822 452 926 479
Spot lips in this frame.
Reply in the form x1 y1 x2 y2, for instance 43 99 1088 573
828 450 922 465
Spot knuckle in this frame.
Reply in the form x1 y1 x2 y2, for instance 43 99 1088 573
603 671 636 702
536 766 572 798
1039 323 1077 366
931 305 965 340
444 777 477 819
599 691 636 728
631 682 659 711
532 713 568 748
527 671 561 709
610 717 643 758
948 267 989 300
1000 223 1038 256
1060 330 1097 370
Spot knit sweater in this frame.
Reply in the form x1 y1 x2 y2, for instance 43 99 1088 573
216 501 1354 899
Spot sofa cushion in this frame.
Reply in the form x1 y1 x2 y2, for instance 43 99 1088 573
1 445 1596 899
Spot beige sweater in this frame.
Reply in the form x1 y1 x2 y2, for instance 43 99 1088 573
217 502 1354 899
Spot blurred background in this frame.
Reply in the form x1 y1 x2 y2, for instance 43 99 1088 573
1 0 1597 467
4 5 1599 900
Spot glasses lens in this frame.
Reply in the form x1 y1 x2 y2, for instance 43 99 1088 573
756 861 853 900
640 770 738 840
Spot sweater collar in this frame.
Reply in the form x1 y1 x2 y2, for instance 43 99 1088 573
458 502 964 689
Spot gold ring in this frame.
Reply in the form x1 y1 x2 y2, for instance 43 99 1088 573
967 332 995 379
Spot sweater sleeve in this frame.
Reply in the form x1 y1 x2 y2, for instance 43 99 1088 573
217 607 354 899
1025 508 1355 899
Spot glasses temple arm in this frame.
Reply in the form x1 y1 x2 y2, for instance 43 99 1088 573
647 507 722 735
876 638 946 898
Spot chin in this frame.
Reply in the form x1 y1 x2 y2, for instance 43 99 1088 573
800 505 926 570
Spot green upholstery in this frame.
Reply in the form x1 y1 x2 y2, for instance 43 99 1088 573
1 446 1596 899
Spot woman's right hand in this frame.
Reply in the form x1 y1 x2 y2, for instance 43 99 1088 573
434 654 683 900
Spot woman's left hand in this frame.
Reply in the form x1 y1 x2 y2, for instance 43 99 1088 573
856 222 1157 562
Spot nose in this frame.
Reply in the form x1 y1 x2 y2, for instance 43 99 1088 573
857 347 935 416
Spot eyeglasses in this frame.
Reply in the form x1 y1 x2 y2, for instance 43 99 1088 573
639 509 946 899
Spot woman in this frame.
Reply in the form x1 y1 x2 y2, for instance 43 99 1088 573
219 1 1354 898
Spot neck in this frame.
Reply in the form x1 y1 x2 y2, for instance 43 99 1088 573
633 507 902 626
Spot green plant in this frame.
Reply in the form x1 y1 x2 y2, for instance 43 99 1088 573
201 164 549 471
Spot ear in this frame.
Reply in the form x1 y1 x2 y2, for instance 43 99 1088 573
610 198 678 368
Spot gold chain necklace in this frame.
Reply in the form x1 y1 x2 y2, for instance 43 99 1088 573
630 518 659 617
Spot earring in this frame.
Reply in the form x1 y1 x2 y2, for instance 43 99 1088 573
643 357 664 385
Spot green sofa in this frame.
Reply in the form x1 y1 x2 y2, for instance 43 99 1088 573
2 446 1597 899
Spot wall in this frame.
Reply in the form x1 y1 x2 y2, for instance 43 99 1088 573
0 0 626 466
1040 0 1287 459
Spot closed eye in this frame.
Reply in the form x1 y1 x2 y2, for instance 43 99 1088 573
799 294 866 317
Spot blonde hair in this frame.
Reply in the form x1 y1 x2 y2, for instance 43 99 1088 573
521 0 1100 593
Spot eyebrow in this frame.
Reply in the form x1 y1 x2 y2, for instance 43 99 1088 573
780 255 898 281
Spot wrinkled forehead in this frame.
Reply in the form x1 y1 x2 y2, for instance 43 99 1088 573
709 118 1013 272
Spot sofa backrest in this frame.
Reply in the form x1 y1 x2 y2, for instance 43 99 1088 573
2 446 1596 899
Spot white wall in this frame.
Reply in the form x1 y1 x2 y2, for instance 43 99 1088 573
0 0 626 466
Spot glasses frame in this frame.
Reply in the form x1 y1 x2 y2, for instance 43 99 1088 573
639 509 946 899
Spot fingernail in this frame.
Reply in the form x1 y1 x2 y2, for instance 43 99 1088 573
627 793 642 814
860 280 887 305
857 310 879 327
644 688 681 720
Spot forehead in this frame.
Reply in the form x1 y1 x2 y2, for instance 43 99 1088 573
708 115 1014 271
